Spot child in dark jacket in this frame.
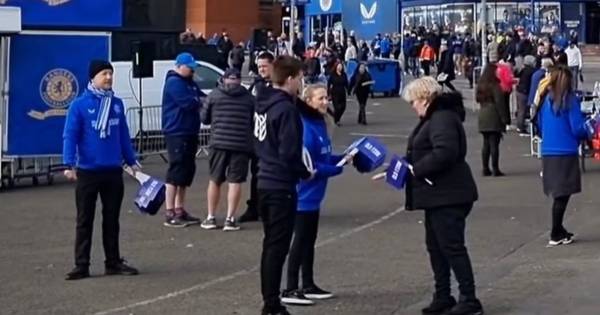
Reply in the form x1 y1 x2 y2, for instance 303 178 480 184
282 85 348 306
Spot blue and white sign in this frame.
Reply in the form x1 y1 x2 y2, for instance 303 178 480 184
305 0 342 15
6 33 110 156
0 0 122 28
342 0 399 39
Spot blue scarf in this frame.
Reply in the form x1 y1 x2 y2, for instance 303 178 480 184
87 82 114 139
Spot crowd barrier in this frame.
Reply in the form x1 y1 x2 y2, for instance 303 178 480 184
125 105 210 161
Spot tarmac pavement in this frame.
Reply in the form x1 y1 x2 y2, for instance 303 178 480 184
2 60 600 315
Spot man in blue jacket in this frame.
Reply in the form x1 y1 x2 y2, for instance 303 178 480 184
254 55 313 315
380 33 392 59
63 60 140 280
161 52 204 228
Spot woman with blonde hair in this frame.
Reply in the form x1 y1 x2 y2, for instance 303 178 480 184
537 64 591 247
282 85 347 305
402 77 483 315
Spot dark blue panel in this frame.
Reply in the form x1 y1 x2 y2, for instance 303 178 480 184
342 0 399 39
0 0 122 28
7 34 110 155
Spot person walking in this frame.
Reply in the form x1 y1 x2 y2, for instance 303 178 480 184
327 62 349 126
564 40 583 90
515 55 537 135
254 56 313 315
63 60 140 280
438 42 457 91
350 63 374 125
537 65 591 247
230 41 246 73
161 53 203 228
419 40 436 76
344 37 358 62
282 85 346 306
200 69 255 231
402 77 483 315
477 64 510 177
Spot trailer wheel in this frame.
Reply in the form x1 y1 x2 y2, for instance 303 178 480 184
32 176 39 186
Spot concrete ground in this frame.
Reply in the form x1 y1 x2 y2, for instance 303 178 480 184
2 59 600 315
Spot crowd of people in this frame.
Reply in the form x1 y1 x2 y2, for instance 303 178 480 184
58 21 597 315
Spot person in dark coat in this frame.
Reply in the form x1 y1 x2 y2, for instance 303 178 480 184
476 64 510 177
200 68 255 231
515 55 538 134
438 42 457 91
401 77 483 315
230 42 246 73
327 62 349 125
350 63 374 125
358 40 370 62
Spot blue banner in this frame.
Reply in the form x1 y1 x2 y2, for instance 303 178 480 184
7 33 109 156
342 0 399 39
306 0 342 15
0 0 122 28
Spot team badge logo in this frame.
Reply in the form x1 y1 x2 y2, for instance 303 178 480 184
320 0 332 12
29 68 78 120
254 113 267 142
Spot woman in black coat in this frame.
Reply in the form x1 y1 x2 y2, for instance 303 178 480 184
402 77 483 315
327 62 349 125
437 43 457 91
476 64 510 176
350 63 374 125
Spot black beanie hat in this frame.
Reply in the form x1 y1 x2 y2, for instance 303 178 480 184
89 60 114 80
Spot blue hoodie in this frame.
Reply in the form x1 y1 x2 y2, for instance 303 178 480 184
539 93 587 156
161 70 202 136
528 68 546 106
63 90 137 170
380 38 391 55
296 102 344 211
254 87 311 191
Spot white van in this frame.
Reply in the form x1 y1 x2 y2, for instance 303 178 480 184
112 60 225 136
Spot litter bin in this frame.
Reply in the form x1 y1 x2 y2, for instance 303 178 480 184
346 59 401 97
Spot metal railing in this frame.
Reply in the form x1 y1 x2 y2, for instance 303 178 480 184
125 105 210 160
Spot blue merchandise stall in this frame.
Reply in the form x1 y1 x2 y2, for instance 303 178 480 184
342 0 400 40
304 0 343 43
0 0 120 188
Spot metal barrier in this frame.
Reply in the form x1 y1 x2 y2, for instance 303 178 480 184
125 105 210 160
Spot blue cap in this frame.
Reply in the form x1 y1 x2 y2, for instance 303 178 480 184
175 52 197 69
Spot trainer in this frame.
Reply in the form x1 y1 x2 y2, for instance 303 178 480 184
402 77 483 315
63 60 140 280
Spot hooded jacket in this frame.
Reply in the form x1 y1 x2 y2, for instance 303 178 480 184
161 70 202 136
254 87 311 190
201 83 255 152
63 90 137 170
405 92 478 210
296 101 344 211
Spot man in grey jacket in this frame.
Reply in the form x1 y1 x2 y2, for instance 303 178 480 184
200 68 256 231
487 35 499 64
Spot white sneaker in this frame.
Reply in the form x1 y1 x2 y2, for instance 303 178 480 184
281 290 315 306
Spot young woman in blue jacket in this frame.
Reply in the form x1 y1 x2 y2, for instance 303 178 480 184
282 85 347 305
538 65 590 247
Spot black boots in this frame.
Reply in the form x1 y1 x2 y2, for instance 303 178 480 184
448 297 484 315
65 266 90 281
422 295 457 315
105 259 139 276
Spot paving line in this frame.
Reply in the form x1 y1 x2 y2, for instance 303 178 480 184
93 207 406 315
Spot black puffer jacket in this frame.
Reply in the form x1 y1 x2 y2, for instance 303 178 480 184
201 83 255 153
405 92 478 210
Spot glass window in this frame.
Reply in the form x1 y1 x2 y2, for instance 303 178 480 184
193 65 221 91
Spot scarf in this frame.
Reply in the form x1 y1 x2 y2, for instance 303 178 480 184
87 82 114 139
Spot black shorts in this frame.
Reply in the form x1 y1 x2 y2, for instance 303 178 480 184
209 149 250 184
165 135 198 187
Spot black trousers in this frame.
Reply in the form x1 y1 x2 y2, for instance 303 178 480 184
287 211 320 290
259 189 297 312
332 97 347 124
516 92 529 132
440 80 456 91
425 204 476 300
75 169 124 267
245 154 259 215
481 131 502 172
551 195 571 239
422 60 431 76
